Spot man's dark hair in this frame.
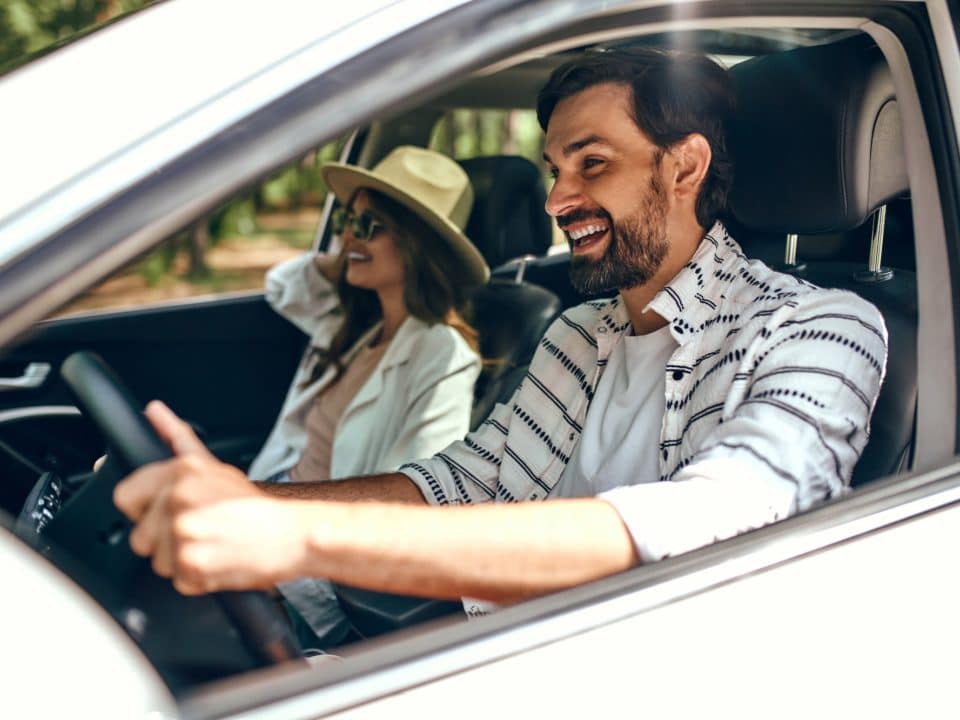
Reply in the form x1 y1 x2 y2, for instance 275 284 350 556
537 47 735 229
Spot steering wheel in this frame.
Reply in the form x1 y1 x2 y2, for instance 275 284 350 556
34 351 300 689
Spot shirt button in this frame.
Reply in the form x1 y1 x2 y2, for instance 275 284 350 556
597 326 608 334
671 370 684 381
568 432 575 441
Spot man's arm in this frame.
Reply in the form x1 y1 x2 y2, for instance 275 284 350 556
259 474 425 504
115 401 637 601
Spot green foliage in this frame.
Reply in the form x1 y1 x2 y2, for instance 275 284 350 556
430 108 545 170
0 0 152 70
258 138 345 211
138 245 170 288
213 198 258 239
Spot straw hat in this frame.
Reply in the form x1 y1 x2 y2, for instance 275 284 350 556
321 146 490 288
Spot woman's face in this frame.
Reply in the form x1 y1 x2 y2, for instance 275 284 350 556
342 190 406 293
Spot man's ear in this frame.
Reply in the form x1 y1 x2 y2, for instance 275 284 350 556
669 133 711 202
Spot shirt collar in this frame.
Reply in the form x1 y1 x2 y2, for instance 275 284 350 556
644 220 744 345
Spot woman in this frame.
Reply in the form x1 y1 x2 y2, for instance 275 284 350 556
248 146 489 646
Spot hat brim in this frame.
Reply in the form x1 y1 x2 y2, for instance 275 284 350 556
321 162 490 288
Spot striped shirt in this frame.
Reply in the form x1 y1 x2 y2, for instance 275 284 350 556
400 222 888 562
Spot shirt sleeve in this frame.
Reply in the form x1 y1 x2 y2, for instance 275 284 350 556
400 392 516 505
601 290 889 563
264 252 342 339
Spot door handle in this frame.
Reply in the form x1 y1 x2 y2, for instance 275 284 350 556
0 362 51 391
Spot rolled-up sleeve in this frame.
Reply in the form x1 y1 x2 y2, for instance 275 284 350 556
400 395 515 505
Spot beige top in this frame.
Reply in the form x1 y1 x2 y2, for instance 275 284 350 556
290 341 389 483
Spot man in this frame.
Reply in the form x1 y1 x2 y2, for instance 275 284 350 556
115 48 887 606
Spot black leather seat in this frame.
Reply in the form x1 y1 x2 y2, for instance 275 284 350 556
459 155 553 269
728 35 915 486
459 155 562 428
334 155 562 638
468 280 561 428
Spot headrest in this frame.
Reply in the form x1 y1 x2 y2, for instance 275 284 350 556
728 36 907 234
458 155 553 268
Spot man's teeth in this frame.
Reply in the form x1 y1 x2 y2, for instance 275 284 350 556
568 224 608 241
348 252 369 261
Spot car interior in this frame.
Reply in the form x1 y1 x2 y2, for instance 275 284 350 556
0 21 919 697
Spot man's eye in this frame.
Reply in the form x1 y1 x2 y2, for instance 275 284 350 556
583 157 605 171
548 167 559 180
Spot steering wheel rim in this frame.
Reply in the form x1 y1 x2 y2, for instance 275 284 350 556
58 350 301 667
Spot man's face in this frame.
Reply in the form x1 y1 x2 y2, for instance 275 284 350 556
543 83 670 295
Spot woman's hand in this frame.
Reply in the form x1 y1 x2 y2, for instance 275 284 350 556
313 251 344 284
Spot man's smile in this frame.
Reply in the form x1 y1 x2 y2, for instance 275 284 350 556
565 220 610 254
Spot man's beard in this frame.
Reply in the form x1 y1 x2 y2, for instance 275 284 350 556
567 176 669 296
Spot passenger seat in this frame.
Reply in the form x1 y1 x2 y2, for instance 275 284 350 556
459 155 563 428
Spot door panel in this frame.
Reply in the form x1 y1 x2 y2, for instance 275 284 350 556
0 293 305 514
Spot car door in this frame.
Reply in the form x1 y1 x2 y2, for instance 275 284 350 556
0 286 306 516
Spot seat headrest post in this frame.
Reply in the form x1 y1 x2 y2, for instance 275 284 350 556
784 234 799 266
513 254 538 284
854 204 894 283
868 204 888 273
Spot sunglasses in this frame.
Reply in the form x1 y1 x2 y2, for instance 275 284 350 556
330 207 388 241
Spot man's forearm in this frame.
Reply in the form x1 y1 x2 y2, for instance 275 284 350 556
259 472 427 504
289 497 639 603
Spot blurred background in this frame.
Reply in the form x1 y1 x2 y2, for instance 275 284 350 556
0 0 548 315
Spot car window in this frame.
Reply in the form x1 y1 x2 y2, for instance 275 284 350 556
428 108 569 247
55 139 347 316
429 108 544 165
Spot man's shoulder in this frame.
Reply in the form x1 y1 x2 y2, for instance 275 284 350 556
726 257 888 347
789 282 888 340
730 257 877 312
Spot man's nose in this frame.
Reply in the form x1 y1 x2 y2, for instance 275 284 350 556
545 173 583 218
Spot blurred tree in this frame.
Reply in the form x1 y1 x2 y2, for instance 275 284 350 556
430 108 546 172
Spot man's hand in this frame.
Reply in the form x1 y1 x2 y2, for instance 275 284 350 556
113 401 311 595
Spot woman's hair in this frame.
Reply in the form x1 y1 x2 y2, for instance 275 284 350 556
306 188 479 384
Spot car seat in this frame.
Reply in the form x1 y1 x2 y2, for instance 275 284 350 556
459 155 563 428
727 34 915 486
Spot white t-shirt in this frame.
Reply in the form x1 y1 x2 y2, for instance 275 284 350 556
552 323 677 498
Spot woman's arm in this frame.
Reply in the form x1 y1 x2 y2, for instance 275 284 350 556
263 252 343 337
